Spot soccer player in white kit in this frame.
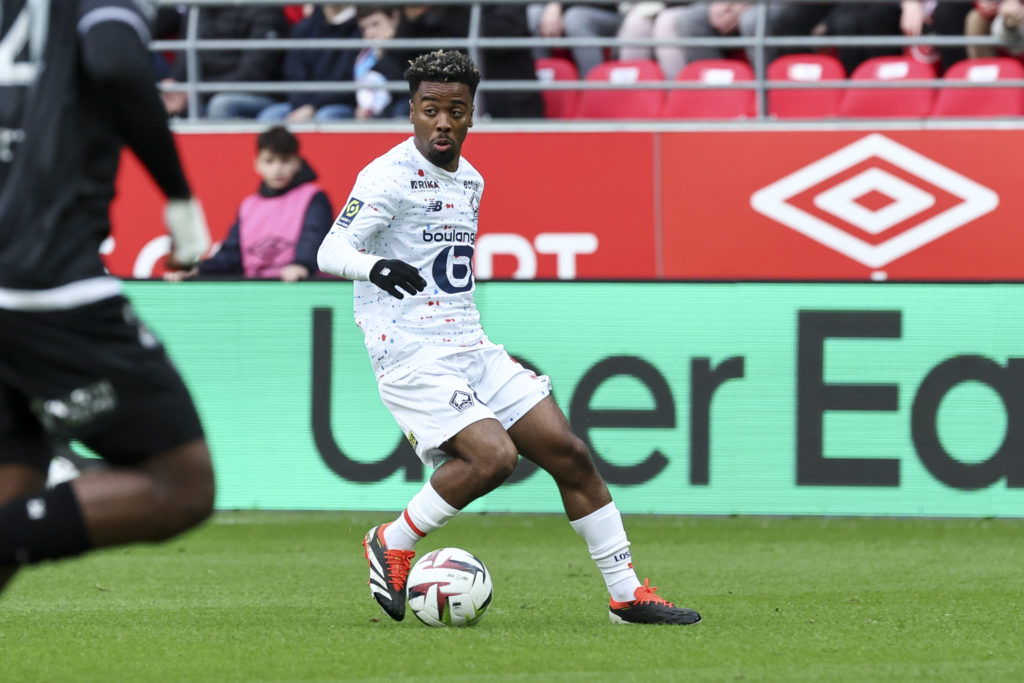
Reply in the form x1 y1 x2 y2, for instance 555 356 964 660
318 49 700 626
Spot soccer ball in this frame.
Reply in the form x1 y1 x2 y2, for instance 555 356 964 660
406 547 493 627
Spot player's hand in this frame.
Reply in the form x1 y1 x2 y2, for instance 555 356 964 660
164 197 211 270
369 259 426 299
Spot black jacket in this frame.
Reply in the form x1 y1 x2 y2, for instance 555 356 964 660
169 8 288 88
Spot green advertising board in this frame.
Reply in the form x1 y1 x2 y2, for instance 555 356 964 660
121 281 1024 517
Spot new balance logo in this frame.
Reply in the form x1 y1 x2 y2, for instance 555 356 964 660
751 134 999 269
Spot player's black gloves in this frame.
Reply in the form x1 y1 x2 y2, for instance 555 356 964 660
369 259 427 299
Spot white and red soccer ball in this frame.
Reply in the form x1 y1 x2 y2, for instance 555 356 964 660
406 547 493 627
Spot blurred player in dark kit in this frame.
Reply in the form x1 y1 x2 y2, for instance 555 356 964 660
0 0 215 593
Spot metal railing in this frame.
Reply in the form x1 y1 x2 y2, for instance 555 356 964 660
151 0 1022 122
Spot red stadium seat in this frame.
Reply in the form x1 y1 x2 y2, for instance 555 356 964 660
838 56 936 118
535 57 580 119
767 54 846 119
932 57 1024 117
575 59 665 119
662 59 755 119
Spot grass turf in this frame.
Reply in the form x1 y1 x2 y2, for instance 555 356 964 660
1 512 1023 682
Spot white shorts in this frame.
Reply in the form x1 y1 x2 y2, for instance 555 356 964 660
377 342 551 468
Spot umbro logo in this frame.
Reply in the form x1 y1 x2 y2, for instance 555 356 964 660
751 134 999 269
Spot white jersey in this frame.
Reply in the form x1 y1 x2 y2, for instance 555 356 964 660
320 138 488 380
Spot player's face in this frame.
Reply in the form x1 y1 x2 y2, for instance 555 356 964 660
254 151 302 190
410 81 473 172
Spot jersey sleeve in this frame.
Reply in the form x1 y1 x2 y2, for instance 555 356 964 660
77 0 154 45
317 164 403 281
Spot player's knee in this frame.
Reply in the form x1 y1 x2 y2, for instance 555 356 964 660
549 435 598 485
564 435 593 468
146 440 215 538
477 442 518 489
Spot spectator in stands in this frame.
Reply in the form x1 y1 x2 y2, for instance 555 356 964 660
769 3 905 75
770 2 975 75
165 127 332 282
899 2 975 72
396 4 545 118
617 2 694 79
526 3 624 78
967 1 1002 58
161 7 288 119
152 6 184 80
673 2 785 68
992 0 1024 53
353 5 409 119
258 5 365 122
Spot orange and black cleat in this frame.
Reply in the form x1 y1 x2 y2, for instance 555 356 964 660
608 579 701 625
363 524 415 621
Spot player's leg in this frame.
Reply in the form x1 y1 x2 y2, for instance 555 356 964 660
0 463 48 592
508 397 701 625
0 297 214 596
0 439 213 587
364 357 520 620
68 438 213 547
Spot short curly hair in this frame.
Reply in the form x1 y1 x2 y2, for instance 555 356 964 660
405 49 481 98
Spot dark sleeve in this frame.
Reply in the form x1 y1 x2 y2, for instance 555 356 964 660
291 191 334 273
197 218 244 275
79 15 191 200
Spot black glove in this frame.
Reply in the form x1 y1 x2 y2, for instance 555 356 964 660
369 259 427 299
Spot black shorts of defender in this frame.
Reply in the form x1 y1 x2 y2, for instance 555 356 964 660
0 296 204 473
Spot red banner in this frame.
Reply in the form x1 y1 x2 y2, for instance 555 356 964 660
108 131 657 279
660 129 1016 280
109 128 1022 281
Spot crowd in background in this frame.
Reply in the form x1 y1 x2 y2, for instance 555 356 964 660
153 2 1024 120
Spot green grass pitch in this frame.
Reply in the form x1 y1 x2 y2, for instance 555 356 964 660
2 512 1023 682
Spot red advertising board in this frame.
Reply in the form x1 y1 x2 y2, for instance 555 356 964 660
108 131 657 279
660 129 1019 280
109 127 1022 281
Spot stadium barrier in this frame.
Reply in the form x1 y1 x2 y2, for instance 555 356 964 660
155 0 1018 122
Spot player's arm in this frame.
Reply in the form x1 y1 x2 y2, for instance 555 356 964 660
77 1 209 268
317 189 426 299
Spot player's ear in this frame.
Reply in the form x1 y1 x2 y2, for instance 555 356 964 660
408 99 414 124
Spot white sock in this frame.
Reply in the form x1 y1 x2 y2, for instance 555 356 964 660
382 481 460 551
569 501 642 602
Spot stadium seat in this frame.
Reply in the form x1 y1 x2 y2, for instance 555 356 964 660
662 59 755 119
575 59 665 119
535 57 581 119
838 56 936 118
767 53 846 119
932 57 1024 117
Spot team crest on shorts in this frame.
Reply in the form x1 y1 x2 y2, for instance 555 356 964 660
406 431 418 448
449 390 474 412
